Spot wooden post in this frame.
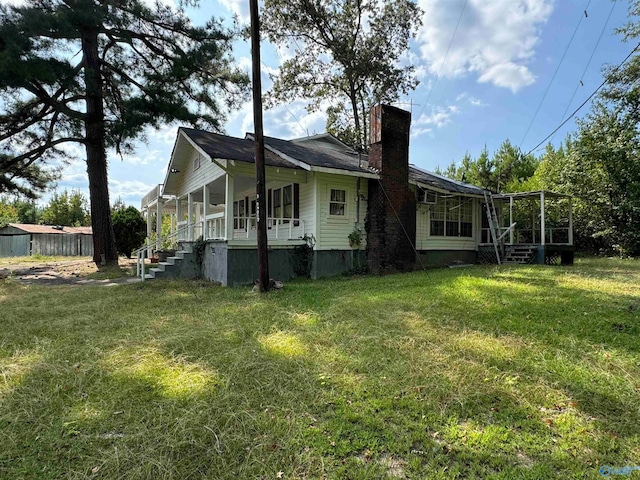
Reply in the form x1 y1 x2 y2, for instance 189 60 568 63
509 196 514 245
250 0 270 292
156 199 163 250
225 174 234 241
568 197 573 245
188 193 194 241
540 191 545 246
203 184 209 240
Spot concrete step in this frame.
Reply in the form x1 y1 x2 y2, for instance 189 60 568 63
142 249 199 281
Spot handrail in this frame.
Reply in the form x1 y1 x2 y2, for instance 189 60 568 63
134 221 203 281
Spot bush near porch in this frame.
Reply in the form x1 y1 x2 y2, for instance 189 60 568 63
0 258 638 479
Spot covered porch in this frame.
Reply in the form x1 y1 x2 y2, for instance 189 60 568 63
479 191 575 265
140 170 306 250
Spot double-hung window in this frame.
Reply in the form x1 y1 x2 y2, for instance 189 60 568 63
233 199 245 230
329 189 346 216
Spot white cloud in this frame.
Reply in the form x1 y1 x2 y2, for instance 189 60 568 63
415 105 458 128
456 92 489 107
416 0 553 93
110 179 156 203
217 0 250 23
147 125 177 147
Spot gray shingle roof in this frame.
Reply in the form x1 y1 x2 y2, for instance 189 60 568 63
180 128 299 169
180 128 487 196
261 135 372 174
409 166 488 195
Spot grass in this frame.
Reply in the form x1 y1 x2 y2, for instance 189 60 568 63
0 254 73 265
0 257 639 479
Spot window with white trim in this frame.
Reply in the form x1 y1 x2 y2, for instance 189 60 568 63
267 184 300 227
430 195 473 238
329 188 346 216
193 154 201 171
233 199 245 230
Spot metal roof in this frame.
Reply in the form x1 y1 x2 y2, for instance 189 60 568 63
4 224 92 235
492 191 572 200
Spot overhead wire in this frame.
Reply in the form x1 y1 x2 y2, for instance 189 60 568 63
416 0 468 120
524 41 640 156
551 0 618 142
519 0 592 149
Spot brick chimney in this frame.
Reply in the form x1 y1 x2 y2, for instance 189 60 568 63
366 104 416 274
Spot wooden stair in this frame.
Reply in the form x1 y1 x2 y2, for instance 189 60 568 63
503 246 536 264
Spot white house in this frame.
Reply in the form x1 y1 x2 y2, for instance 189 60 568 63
140 104 574 285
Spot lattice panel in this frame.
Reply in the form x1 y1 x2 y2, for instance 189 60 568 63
545 252 561 265
477 249 499 265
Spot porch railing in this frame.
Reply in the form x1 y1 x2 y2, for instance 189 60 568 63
235 217 305 241
480 227 571 245
174 216 306 242
133 221 203 281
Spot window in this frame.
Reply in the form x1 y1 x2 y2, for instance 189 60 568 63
193 154 201 171
233 199 245 230
430 195 473 238
446 200 460 236
330 189 346 216
419 189 437 204
460 200 473 237
283 185 293 222
430 199 445 236
273 188 282 219
269 184 299 226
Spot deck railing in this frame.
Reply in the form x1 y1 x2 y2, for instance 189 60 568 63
480 227 572 245
176 216 306 241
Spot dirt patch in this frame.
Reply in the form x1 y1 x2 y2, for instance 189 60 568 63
0 257 141 286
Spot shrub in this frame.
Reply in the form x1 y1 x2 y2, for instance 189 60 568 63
112 206 146 258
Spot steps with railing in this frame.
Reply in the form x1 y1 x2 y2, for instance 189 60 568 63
134 221 203 281
146 248 199 280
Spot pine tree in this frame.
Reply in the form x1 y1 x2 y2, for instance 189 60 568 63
0 0 248 265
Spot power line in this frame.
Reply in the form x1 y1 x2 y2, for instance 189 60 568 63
416 0 468 120
519 0 592 148
552 0 617 141
525 41 640 156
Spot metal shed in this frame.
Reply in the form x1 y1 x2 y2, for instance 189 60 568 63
0 224 94 257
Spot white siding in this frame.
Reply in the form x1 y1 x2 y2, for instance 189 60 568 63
316 172 367 250
174 148 226 197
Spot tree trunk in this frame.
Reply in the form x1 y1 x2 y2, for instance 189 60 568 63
81 30 118 266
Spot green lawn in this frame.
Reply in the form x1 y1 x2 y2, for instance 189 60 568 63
1 258 639 479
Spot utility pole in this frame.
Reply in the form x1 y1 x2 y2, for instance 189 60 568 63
250 0 270 292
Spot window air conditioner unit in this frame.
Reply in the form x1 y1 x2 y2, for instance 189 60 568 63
419 189 437 204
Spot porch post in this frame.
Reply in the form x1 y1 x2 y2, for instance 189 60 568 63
225 174 234 241
176 197 183 227
540 191 545 246
156 199 163 250
509 196 514 245
145 208 152 241
188 193 194 241
568 197 574 245
203 184 209 240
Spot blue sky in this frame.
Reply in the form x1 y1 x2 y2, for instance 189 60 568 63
51 0 635 207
